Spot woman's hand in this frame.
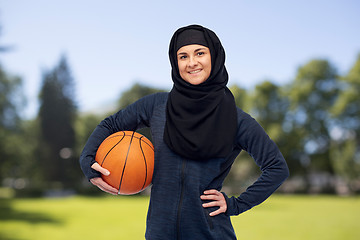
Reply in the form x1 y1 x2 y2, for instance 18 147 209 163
200 189 227 216
90 162 119 195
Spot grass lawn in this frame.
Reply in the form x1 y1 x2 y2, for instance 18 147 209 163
0 195 359 240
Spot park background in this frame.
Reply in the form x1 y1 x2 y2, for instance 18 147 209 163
1 0 360 239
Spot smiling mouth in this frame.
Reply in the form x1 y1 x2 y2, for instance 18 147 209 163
189 69 201 74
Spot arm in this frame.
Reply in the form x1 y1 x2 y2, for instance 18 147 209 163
79 93 164 191
224 112 289 216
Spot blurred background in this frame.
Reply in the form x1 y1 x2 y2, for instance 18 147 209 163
0 0 359 239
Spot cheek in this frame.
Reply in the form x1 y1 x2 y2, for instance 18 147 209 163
205 62 212 76
178 62 186 76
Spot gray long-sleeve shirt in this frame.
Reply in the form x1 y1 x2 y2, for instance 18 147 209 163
80 92 289 240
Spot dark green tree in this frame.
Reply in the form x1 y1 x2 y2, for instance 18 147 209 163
250 81 288 140
38 55 79 188
75 113 102 156
0 26 38 192
330 54 360 186
249 81 303 176
118 83 165 109
0 64 26 182
287 59 339 178
229 84 250 112
0 67 23 130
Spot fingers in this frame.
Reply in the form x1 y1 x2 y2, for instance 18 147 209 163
202 189 221 197
208 207 226 217
90 177 119 195
90 163 118 195
91 162 110 176
200 189 227 217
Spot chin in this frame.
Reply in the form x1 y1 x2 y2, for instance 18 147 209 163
186 78 206 85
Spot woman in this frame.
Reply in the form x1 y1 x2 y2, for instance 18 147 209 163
80 24 289 239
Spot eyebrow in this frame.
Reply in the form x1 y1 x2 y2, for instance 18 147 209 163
194 47 207 52
177 48 208 56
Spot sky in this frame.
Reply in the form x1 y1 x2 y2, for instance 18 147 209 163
1 0 359 119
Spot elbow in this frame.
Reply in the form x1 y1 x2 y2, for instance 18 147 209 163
279 161 290 183
283 164 290 181
276 152 290 182
272 159 290 184
272 163 289 189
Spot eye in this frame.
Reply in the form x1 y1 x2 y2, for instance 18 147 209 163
179 55 187 60
197 52 205 56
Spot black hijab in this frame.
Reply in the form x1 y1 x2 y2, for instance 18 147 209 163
164 24 237 160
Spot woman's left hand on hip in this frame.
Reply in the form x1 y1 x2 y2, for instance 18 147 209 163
200 189 227 216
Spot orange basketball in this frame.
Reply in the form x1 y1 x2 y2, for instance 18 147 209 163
95 131 154 195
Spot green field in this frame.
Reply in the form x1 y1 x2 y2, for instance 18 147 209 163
0 195 359 240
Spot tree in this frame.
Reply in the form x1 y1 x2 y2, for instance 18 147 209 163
229 85 250 112
287 59 339 186
250 81 288 140
225 85 265 194
75 113 102 156
0 65 23 130
0 26 39 192
0 64 26 182
118 83 165 109
249 81 304 177
38 55 79 188
330 54 360 187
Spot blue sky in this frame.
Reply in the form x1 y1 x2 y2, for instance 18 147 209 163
1 0 359 118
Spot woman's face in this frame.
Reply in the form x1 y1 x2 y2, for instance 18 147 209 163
177 44 211 85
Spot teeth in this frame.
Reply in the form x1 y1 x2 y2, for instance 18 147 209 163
189 70 201 74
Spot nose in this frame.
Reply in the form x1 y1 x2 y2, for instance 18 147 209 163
188 56 198 68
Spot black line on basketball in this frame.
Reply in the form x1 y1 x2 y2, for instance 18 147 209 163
139 136 148 191
124 133 154 151
107 131 125 138
118 131 135 194
100 133 126 166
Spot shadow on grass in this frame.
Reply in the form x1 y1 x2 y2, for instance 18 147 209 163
0 198 63 225
0 198 64 240
0 233 25 240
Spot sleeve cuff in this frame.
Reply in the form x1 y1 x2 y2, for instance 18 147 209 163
221 192 232 216
221 192 253 216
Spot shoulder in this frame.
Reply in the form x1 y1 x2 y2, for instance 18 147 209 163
128 92 168 111
134 92 169 119
235 107 264 138
236 107 255 124
140 92 168 105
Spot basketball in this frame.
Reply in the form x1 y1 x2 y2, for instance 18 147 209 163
95 131 154 195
